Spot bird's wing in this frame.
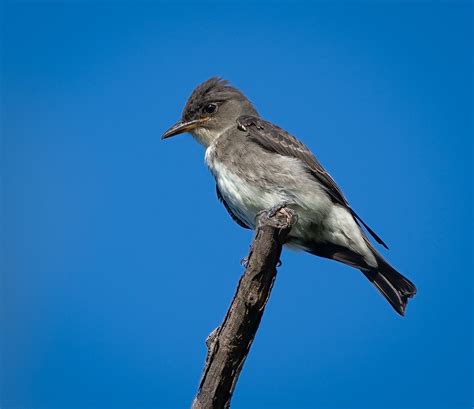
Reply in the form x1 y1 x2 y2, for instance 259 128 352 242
216 184 251 229
236 115 388 249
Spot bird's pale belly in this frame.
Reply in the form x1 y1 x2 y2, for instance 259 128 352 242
205 148 346 249
212 160 287 229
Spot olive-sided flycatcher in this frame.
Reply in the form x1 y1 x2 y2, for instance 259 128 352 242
162 77 416 315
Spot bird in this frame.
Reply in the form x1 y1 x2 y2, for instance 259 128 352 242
162 77 416 315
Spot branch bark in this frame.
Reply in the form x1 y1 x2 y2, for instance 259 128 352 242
192 207 296 409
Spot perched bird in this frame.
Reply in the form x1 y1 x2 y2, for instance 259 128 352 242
162 77 416 315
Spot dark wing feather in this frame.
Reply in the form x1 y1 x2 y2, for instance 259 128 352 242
216 184 250 229
237 115 388 249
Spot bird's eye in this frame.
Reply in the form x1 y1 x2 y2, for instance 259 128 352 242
203 103 217 114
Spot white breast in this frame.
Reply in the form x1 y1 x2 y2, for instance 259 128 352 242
205 145 284 228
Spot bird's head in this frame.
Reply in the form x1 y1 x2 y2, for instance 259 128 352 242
162 77 257 146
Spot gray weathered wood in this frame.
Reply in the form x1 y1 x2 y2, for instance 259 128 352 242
192 207 296 409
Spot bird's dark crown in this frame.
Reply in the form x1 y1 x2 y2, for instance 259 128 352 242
182 77 249 121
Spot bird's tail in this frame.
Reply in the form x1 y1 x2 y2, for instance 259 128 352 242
303 240 416 315
362 256 417 316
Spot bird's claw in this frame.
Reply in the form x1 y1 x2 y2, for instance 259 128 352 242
267 201 292 218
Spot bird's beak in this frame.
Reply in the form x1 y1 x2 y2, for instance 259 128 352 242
162 118 208 140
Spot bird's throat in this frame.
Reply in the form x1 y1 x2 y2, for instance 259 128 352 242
191 127 216 147
192 124 236 148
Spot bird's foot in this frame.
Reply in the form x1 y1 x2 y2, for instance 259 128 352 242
256 201 293 221
256 201 298 231
267 201 293 218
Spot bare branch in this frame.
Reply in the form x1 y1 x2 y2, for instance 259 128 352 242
192 207 296 409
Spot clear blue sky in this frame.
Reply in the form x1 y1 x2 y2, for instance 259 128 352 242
1 1 472 408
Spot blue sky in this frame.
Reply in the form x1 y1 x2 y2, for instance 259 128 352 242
1 1 472 408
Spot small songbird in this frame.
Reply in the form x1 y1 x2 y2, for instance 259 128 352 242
162 77 416 315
